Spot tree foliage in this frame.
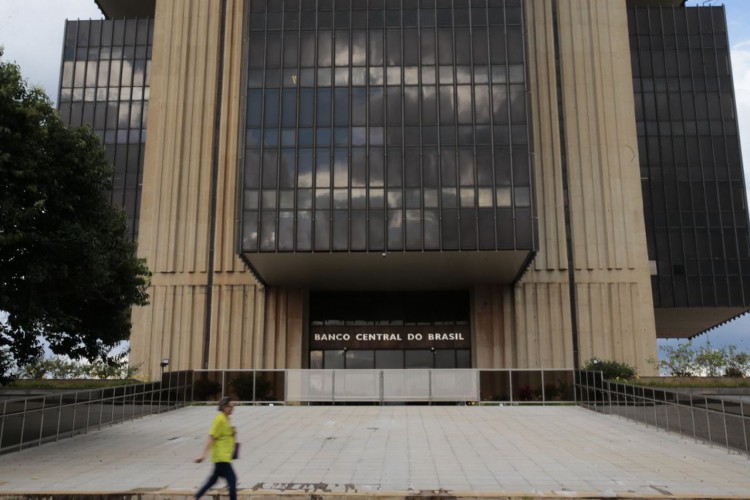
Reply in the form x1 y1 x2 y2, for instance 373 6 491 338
17 354 140 380
0 51 150 383
583 358 637 381
659 341 750 377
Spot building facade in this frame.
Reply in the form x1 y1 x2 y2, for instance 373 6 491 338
60 0 749 379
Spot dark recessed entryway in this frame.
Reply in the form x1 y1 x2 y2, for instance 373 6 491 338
309 291 471 369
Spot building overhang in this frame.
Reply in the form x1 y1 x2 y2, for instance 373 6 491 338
242 250 533 290
627 0 687 6
655 307 750 339
94 0 155 19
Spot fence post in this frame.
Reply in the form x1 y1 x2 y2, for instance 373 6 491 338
428 370 433 405
86 390 93 433
676 390 683 438
509 370 513 404
35 396 46 448
56 393 64 442
690 393 697 443
0 400 6 450
158 377 163 414
130 385 137 420
166 372 173 409
110 387 117 426
740 400 749 458
379 370 384 405
722 400 729 453
19 399 28 452
705 396 713 447
140 383 146 419
332 370 336 404
71 392 80 438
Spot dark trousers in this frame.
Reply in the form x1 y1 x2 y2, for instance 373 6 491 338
195 461 237 500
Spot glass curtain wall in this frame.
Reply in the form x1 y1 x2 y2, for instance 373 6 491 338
241 0 532 254
58 19 153 240
629 7 750 307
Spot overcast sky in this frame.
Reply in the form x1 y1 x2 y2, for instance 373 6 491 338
1 0 750 354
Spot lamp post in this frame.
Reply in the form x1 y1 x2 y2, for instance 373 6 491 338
160 358 170 379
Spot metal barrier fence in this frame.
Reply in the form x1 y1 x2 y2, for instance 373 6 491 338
0 370 192 455
6 368 748 456
191 368 576 404
0 368 576 454
576 370 750 457
285 369 481 402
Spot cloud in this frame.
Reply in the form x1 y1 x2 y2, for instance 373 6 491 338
0 0 102 104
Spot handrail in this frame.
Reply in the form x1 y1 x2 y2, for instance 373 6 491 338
575 370 750 457
0 370 192 455
188 368 576 404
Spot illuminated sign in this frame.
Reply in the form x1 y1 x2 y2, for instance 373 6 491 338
309 325 470 349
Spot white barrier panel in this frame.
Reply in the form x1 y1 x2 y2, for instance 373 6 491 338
430 369 479 401
382 370 430 401
285 370 334 401
333 370 381 401
286 369 480 402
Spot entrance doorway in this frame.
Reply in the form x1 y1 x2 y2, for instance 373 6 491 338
308 291 471 369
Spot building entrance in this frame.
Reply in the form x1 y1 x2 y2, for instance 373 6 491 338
308 291 471 369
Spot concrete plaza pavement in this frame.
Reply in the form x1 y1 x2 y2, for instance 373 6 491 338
0 405 749 498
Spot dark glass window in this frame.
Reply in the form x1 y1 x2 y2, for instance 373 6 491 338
241 3 532 255
405 350 433 368
375 350 404 368
58 18 153 240
630 5 749 308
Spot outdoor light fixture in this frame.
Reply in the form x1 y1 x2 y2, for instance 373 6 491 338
160 358 170 369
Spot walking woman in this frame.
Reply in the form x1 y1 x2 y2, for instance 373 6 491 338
194 396 237 500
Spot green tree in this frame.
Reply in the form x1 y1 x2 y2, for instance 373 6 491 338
583 358 637 381
694 343 727 377
0 52 150 383
659 342 698 377
659 342 750 377
723 346 750 377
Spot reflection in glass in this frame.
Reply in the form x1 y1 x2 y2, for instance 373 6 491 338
324 350 345 369
405 350 433 369
310 350 323 369
346 350 374 369
375 350 404 369
240 4 531 254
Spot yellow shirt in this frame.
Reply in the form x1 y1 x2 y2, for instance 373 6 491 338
209 412 235 463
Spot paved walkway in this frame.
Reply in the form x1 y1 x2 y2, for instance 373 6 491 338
0 406 749 498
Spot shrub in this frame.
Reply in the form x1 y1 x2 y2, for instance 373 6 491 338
229 373 275 401
659 342 749 377
193 378 222 401
17 355 138 380
659 342 698 377
229 373 255 401
694 344 727 377
723 347 750 378
583 358 636 381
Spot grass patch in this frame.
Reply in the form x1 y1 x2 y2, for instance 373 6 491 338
4 379 141 390
632 377 750 388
